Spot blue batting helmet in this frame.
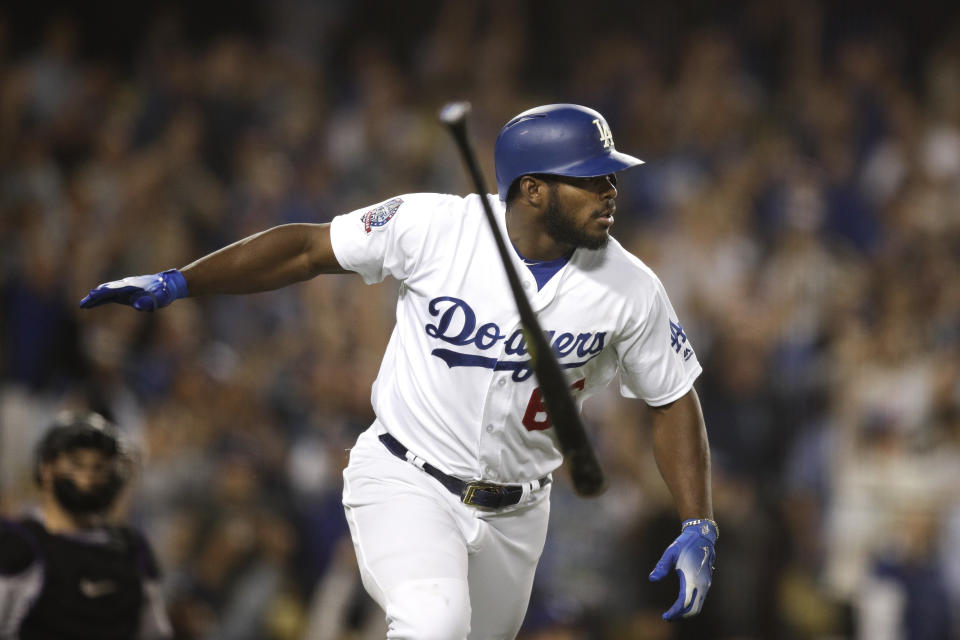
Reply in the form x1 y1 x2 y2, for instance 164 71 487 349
494 104 644 201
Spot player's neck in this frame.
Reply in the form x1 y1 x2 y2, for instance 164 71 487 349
505 205 573 261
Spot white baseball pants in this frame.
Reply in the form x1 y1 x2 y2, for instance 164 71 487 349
342 426 551 640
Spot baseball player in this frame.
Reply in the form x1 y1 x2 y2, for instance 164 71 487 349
0 411 172 640
80 104 717 639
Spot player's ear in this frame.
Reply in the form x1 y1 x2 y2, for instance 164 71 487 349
517 175 548 208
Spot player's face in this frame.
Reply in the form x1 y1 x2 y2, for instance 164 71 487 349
49 449 114 490
43 448 124 516
543 174 618 250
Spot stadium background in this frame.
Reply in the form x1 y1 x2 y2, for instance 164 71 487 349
1 1 959 638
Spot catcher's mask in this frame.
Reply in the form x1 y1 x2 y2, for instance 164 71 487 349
34 411 128 515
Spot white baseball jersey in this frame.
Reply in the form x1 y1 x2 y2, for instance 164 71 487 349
330 193 701 484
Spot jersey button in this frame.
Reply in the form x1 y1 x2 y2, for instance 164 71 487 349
498 378 506 387
485 424 494 433
522 281 531 290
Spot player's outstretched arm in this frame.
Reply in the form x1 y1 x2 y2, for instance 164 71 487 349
80 223 345 310
646 388 717 621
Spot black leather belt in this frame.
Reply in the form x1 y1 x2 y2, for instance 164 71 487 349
379 433 550 509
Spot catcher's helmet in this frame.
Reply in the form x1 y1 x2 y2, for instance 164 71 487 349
34 411 123 485
494 104 644 201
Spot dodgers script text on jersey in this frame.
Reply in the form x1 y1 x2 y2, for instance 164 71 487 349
425 295 607 382
331 193 702 486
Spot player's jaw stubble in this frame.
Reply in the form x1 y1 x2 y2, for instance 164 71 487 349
544 186 612 251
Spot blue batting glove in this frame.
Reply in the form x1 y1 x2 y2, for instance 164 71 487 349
80 269 188 311
649 518 718 621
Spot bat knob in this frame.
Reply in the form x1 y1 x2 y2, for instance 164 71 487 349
439 101 472 126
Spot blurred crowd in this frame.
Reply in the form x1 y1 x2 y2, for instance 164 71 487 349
2 1 959 638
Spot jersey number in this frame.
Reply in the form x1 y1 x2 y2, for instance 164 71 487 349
522 378 586 431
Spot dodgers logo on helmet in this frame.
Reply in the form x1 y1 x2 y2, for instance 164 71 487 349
493 104 645 200
362 197 403 234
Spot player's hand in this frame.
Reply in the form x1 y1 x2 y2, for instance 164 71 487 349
80 269 189 311
649 518 717 621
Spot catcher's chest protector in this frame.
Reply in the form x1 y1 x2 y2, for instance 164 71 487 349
16 519 146 640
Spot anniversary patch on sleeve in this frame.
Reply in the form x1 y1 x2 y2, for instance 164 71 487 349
362 197 403 234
